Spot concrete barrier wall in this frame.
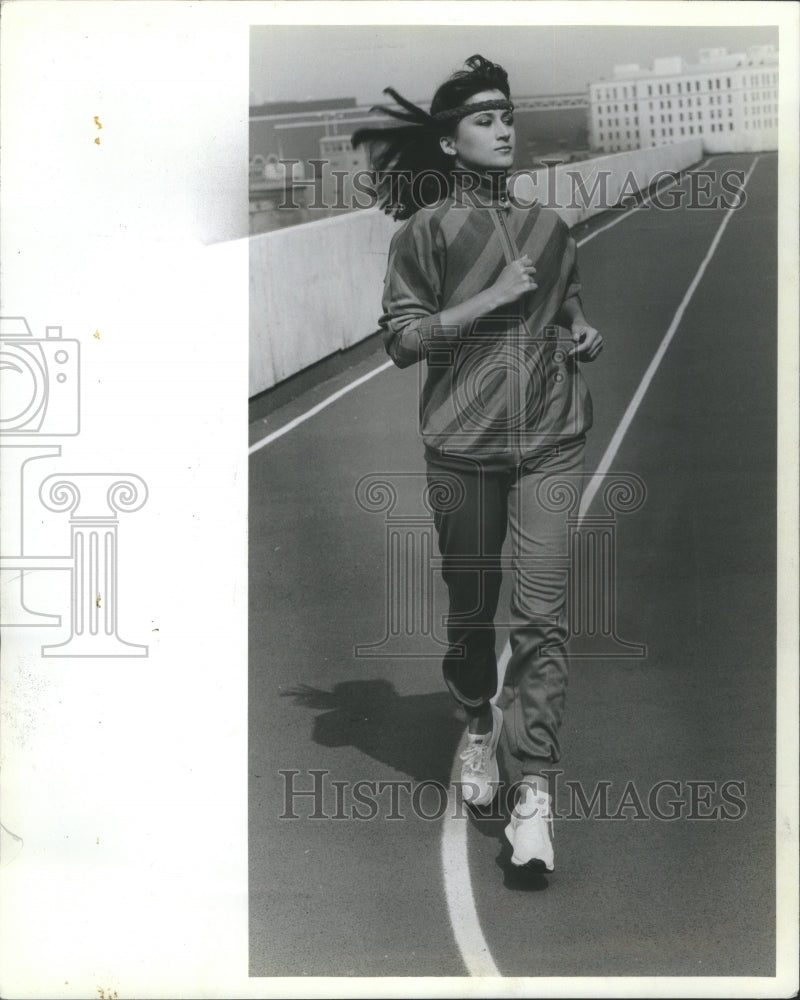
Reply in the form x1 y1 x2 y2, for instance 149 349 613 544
511 138 704 227
249 209 399 395
250 139 703 397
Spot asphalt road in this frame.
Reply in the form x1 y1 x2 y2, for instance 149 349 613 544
249 153 777 978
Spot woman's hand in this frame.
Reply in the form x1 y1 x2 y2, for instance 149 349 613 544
491 256 538 306
568 321 604 361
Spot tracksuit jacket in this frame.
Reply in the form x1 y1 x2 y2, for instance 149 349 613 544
379 171 593 469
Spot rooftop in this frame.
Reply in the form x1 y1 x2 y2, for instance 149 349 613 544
607 45 778 82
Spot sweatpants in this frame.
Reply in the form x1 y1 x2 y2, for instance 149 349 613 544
427 435 585 775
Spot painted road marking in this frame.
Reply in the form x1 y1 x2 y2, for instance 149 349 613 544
441 154 759 978
578 154 758 520
441 641 512 978
572 157 711 248
248 360 394 455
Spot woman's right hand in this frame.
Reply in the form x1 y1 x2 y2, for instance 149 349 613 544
491 255 538 306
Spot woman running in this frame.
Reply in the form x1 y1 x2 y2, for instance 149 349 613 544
354 54 603 872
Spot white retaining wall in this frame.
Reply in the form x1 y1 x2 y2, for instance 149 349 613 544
250 138 703 397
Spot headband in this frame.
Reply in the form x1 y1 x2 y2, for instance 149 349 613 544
432 99 514 123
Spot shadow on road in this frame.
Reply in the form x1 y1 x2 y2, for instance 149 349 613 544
282 679 464 785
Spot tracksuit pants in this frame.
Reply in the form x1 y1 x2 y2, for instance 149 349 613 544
427 436 585 776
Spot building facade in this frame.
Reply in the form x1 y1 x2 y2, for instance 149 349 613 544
589 45 778 155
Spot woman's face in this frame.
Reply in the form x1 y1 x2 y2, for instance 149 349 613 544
442 88 515 173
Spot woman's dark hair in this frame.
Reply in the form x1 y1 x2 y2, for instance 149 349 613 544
352 54 511 220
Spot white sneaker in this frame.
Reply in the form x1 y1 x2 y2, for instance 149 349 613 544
505 781 555 872
458 704 503 807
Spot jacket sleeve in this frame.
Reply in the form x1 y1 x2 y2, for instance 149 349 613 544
379 213 447 369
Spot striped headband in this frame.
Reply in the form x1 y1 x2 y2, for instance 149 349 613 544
432 99 514 123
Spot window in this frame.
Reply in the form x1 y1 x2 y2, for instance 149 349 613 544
689 125 694 134
680 126 685 135
729 122 733 130
648 84 653 96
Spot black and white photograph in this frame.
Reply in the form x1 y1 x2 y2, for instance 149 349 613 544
247 14 797 986
0 3 797 997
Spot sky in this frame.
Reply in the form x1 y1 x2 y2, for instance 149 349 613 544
250 24 780 106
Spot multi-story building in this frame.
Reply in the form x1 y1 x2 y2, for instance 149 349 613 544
589 45 778 154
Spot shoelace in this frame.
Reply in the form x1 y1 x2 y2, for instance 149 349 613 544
459 741 491 773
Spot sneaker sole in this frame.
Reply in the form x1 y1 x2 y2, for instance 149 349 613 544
505 821 554 872
510 855 552 873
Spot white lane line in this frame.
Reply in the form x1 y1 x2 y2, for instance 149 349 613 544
249 160 714 456
441 153 759 977
577 157 712 247
441 642 512 979
248 359 394 455
578 153 759 519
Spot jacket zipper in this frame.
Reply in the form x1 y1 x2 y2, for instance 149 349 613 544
492 205 528 462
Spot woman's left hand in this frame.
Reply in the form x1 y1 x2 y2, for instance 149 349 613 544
568 322 604 361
